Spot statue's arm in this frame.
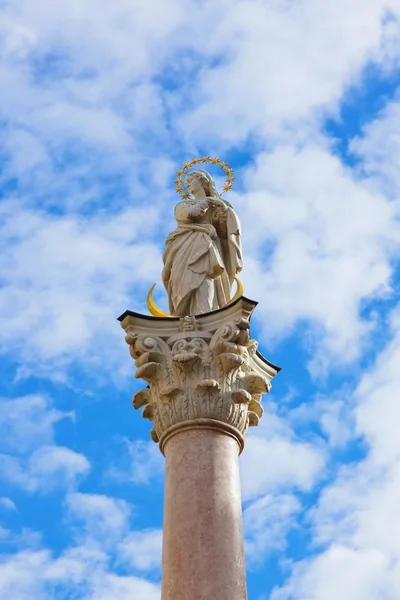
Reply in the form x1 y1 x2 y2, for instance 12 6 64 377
175 201 209 222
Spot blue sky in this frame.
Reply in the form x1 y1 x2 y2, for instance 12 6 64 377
2 1 400 598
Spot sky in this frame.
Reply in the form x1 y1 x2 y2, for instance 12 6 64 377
1 0 400 598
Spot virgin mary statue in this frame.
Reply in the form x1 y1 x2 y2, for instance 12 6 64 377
162 169 243 316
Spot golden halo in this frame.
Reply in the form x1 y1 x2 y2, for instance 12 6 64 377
147 277 244 318
175 156 235 200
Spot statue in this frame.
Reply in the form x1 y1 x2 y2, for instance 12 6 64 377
161 168 243 316
119 157 281 600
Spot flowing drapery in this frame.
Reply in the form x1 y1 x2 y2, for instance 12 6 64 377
162 200 242 316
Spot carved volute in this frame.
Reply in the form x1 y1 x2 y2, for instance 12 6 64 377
119 297 280 454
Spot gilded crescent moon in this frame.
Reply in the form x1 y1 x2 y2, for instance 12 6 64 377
146 277 244 318
146 284 175 318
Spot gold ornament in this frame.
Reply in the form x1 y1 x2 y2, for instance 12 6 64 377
175 156 235 199
147 277 244 318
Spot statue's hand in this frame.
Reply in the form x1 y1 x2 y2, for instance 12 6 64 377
207 197 224 208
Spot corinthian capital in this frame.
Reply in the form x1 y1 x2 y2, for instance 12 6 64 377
118 298 280 453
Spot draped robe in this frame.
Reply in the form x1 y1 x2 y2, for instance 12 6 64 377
162 198 242 316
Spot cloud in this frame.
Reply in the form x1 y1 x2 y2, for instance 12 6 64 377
0 446 90 493
65 493 162 574
29 446 90 488
118 529 162 572
290 393 356 449
124 439 164 485
1 0 400 380
240 403 325 501
271 304 400 598
237 143 398 368
0 203 162 377
84 572 160 600
272 545 391 600
0 491 161 598
0 498 17 512
244 494 300 566
0 395 73 454
66 493 130 545
3 2 400 598
351 94 400 196
0 545 161 600
0 549 52 600
177 0 400 145
0 395 89 493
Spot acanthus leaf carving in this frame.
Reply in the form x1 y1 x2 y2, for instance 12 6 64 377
135 362 164 385
121 303 280 449
248 400 264 418
132 388 151 410
248 411 260 427
231 389 252 404
142 402 157 420
196 379 220 393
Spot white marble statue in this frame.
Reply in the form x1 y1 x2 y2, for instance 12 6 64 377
162 170 242 316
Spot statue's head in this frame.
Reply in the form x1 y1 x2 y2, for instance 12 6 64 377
183 169 233 208
184 170 219 199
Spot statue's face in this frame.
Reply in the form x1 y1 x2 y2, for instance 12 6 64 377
185 174 204 196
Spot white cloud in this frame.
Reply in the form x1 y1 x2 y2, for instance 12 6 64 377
0 490 161 598
3 2 400 597
351 94 400 196
0 395 73 454
0 545 160 600
244 494 300 565
84 572 160 600
0 395 89 493
0 446 90 493
237 143 398 367
1 0 400 378
177 0 400 145
272 305 400 598
66 493 130 545
0 203 162 376
0 549 52 600
290 393 355 449
240 404 325 501
124 439 164 485
118 529 162 572
65 493 163 578
0 498 17 512
29 446 90 488
272 545 391 600
241 434 324 501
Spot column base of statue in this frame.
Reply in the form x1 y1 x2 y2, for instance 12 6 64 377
162 421 246 600
118 297 280 600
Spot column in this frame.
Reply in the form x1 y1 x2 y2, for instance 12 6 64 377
119 298 280 600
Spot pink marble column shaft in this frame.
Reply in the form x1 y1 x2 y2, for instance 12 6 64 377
161 423 247 600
